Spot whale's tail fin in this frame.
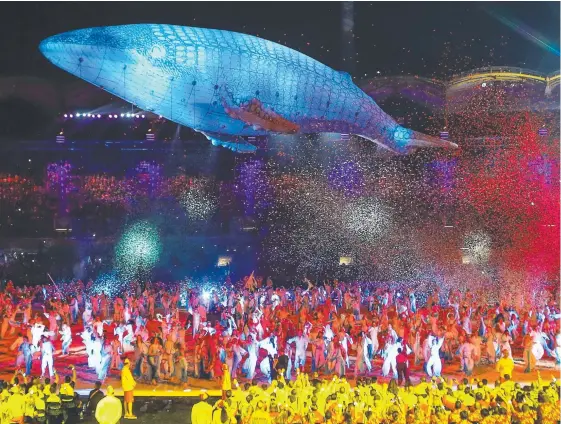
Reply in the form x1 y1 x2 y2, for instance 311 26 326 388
354 126 458 154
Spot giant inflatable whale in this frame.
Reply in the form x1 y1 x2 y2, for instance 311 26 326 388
40 24 456 153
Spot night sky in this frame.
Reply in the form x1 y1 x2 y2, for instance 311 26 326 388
1 2 559 83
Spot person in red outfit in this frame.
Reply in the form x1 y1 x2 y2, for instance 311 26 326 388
396 347 411 386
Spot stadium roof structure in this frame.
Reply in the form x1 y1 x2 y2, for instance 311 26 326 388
360 67 560 113
360 75 445 111
447 67 559 95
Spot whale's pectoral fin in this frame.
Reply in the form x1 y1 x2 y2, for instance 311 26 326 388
197 130 257 153
222 97 300 134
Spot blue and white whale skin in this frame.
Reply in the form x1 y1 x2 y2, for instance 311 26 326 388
40 24 456 153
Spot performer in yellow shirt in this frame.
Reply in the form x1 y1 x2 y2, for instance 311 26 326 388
495 350 514 379
121 358 137 419
222 363 232 400
95 386 122 424
191 393 213 424
7 385 25 424
249 401 272 424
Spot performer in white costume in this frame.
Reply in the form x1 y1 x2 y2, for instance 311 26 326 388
287 331 309 371
354 332 373 378
426 335 445 377
40 335 55 378
382 339 400 378
242 334 259 380
31 321 46 351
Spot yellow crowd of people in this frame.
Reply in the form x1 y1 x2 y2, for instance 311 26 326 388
192 370 560 424
0 363 558 424
0 366 80 424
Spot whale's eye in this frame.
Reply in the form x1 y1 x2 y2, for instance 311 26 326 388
150 45 166 59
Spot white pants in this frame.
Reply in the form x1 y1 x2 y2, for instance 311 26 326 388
244 355 257 379
294 353 306 370
382 356 397 378
426 355 442 377
42 354 54 377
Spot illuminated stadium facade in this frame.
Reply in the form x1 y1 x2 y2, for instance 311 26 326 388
39 24 455 154
362 67 560 113
361 67 560 146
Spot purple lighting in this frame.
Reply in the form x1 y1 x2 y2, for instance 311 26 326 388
46 161 74 194
135 161 163 196
428 159 457 195
235 159 272 218
328 161 365 196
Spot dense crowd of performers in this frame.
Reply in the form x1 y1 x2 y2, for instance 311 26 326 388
0 276 559 422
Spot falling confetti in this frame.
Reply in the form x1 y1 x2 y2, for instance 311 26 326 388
179 188 217 221
343 197 392 242
115 220 162 281
463 231 492 264
92 272 123 297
